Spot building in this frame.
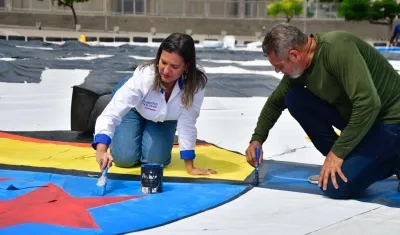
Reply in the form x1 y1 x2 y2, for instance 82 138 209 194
0 0 395 41
1 0 341 19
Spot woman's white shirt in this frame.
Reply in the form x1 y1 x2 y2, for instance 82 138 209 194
92 64 205 160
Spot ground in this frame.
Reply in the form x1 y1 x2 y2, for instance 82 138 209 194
0 38 399 235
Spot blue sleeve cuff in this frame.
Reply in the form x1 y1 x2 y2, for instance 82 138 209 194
91 133 111 150
180 150 195 160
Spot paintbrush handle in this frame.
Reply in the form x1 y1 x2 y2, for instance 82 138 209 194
256 146 260 168
102 166 109 177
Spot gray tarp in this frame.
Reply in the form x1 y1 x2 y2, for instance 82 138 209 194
0 39 280 97
3 39 397 97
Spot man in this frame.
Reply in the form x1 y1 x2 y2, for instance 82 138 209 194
389 23 400 47
246 23 400 199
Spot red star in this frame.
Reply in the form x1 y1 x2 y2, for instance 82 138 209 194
0 182 144 229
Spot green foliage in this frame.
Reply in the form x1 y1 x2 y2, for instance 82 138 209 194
369 0 400 22
266 0 304 23
337 0 400 38
57 0 89 7
337 0 370 21
338 0 400 23
56 0 90 25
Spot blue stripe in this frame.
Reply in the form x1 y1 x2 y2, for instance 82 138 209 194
0 169 248 234
260 160 400 208
91 133 111 150
180 150 195 160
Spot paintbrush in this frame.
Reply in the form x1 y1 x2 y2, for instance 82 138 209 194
253 146 261 186
93 166 109 196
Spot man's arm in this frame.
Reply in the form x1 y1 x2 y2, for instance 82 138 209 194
326 42 381 159
250 75 302 144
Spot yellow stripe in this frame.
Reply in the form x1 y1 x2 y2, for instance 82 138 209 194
0 138 253 181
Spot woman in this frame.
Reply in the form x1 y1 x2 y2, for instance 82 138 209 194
92 32 217 175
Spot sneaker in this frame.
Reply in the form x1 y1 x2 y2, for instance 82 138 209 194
393 155 400 191
391 154 400 180
394 169 400 180
308 175 319 184
394 157 400 180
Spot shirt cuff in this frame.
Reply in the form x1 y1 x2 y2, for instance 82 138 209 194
91 133 111 150
180 150 195 160
250 134 266 144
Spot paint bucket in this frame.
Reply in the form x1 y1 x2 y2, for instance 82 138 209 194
140 163 164 194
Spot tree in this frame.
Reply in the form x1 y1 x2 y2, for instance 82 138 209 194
337 0 370 21
266 0 304 23
55 0 90 26
338 0 400 37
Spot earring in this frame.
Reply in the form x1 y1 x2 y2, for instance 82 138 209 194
183 70 188 80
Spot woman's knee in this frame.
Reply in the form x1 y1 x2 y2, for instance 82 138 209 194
141 146 172 166
110 145 141 168
141 121 176 165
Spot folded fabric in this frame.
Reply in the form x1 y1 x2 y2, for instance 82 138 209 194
0 179 49 190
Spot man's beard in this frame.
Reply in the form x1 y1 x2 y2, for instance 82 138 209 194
288 64 303 79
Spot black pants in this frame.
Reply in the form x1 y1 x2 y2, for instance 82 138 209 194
285 87 400 199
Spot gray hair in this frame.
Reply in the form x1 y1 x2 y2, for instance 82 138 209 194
262 23 307 59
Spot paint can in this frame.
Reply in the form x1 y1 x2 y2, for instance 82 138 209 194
140 163 164 194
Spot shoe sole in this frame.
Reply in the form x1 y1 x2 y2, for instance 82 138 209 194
308 175 319 184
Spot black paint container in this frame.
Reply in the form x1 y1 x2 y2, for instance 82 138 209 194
140 163 164 194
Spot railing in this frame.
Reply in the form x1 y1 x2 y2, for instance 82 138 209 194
4 0 342 20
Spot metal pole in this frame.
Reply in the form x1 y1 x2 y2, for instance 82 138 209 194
303 0 307 33
104 0 108 31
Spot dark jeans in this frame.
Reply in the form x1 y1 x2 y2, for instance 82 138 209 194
285 87 400 199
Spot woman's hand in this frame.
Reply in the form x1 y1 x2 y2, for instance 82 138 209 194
187 167 217 175
96 150 114 171
95 143 113 171
184 160 217 175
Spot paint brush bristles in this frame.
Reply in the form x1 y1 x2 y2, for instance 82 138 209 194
93 166 109 196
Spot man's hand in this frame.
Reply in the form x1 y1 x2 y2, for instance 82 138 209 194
245 141 263 167
318 151 347 190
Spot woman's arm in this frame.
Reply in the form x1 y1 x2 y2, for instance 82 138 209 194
177 86 216 175
92 66 148 150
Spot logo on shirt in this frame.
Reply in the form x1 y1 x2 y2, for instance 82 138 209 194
143 100 158 111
